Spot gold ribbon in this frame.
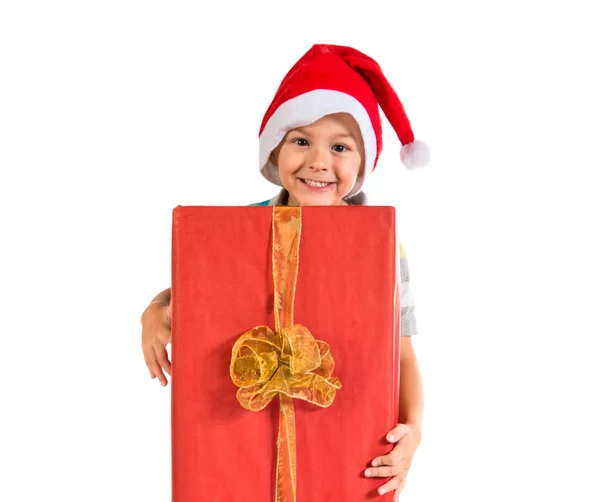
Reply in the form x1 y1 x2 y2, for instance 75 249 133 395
230 206 342 502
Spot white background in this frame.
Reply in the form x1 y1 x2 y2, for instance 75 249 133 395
1 1 599 501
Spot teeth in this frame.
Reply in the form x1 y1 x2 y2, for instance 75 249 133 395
303 179 331 187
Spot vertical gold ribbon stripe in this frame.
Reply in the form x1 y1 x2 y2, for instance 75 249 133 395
230 206 342 502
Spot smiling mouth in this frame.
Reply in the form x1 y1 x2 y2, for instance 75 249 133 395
299 178 335 188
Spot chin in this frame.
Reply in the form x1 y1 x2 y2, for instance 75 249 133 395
295 194 342 206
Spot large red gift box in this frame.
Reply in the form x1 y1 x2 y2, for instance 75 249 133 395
171 206 401 501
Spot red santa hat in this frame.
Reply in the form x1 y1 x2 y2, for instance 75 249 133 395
259 44 430 199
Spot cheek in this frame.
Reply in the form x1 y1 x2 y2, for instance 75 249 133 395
340 160 361 185
278 151 302 176
278 163 295 181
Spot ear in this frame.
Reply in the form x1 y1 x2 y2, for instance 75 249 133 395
269 149 278 167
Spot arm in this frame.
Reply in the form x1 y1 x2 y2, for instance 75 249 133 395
364 242 423 496
149 287 171 307
366 336 424 496
140 287 171 323
397 240 422 435
399 336 424 441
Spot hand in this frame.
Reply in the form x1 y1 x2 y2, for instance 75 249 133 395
364 423 422 500
141 300 172 386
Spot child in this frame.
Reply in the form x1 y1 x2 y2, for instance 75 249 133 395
141 44 427 499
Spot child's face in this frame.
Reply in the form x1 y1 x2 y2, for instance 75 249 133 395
269 113 364 206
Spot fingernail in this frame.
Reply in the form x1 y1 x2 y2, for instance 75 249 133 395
378 487 386 495
371 459 379 467
364 469 372 477
162 381 166 386
388 434 395 442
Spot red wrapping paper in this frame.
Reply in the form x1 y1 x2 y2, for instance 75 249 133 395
172 206 400 502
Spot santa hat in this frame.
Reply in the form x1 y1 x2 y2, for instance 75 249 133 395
258 44 430 199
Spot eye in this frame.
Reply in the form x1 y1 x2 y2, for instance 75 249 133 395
333 144 348 153
292 138 308 146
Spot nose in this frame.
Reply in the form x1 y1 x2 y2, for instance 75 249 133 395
307 146 329 172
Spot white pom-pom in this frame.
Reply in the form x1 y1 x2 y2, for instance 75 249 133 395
400 140 430 170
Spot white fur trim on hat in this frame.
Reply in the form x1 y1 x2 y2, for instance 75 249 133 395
259 89 377 199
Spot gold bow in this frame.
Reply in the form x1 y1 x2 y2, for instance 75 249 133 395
230 206 342 502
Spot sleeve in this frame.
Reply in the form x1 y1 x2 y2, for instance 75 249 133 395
399 240 419 337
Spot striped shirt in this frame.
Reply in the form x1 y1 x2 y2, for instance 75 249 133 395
249 189 418 336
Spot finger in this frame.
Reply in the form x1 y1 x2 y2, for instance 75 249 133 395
376 472 406 497
386 424 410 444
155 342 172 376
147 346 168 386
370 449 405 471
365 463 400 478
393 476 408 502
146 361 156 379
143 347 156 379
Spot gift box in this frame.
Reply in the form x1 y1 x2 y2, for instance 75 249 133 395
172 205 401 502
